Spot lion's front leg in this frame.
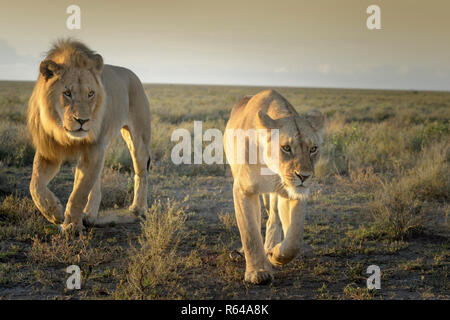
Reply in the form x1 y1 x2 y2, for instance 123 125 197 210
30 153 64 225
61 149 104 233
233 183 273 284
82 176 102 226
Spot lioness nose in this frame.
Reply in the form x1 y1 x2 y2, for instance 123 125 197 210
74 117 89 126
295 171 310 183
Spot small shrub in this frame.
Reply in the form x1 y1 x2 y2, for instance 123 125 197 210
404 142 449 201
0 122 34 167
115 200 187 299
370 180 424 240
409 121 449 152
29 231 115 267
0 195 56 240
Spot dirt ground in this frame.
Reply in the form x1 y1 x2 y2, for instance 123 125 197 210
0 165 448 299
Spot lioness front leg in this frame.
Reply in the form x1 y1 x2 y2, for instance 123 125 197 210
61 149 105 233
233 183 273 284
267 197 306 266
264 193 283 254
30 153 64 224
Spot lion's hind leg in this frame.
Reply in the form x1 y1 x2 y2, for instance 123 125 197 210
121 125 150 217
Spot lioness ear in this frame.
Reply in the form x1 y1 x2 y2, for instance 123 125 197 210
39 60 62 81
257 110 278 128
305 109 325 134
92 54 104 73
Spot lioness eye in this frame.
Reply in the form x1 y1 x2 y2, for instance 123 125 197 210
88 91 95 98
63 90 72 98
310 146 318 153
282 145 291 153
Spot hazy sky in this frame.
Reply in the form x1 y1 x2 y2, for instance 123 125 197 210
0 0 449 90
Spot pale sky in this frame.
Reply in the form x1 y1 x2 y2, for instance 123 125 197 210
0 0 449 90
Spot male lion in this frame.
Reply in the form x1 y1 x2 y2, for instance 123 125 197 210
224 89 325 284
27 39 151 233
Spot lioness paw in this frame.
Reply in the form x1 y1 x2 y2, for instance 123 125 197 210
245 269 274 285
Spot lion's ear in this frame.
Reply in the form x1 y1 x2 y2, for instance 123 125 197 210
39 60 62 81
92 54 104 73
305 109 325 138
257 110 278 129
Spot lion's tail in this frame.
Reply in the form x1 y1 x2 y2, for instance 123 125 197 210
89 209 140 227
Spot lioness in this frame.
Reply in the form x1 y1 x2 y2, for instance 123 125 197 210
224 89 325 284
27 39 151 233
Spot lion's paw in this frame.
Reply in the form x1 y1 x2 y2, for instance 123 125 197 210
48 214 64 225
245 269 274 285
59 222 85 236
82 213 97 227
128 205 147 218
44 202 64 225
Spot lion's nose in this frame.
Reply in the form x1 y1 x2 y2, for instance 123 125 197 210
295 171 310 183
73 117 90 126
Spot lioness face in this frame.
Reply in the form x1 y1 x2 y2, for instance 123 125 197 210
39 55 104 141
258 110 325 198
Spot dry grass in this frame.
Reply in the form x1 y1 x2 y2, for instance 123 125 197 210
0 82 448 299
370 180 424 240
115 200 188 299
0 195 57 241
368 141 449 240
404 141 449 202
29 231 120 268
101 166 133 209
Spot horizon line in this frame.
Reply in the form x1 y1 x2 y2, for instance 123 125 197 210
0 79 448 93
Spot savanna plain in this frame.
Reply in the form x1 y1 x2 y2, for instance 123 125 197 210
0 81 448 299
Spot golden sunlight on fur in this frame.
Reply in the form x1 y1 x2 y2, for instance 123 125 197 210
224 89 325 284
27 39 151 233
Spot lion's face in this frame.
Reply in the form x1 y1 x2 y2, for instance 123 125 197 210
258 110 325 198
58 68 102 139
38 54 105 142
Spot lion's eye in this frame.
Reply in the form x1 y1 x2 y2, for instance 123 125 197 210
63 90 72 98
282 145 291 153
88 91 95 98
310 146 318 154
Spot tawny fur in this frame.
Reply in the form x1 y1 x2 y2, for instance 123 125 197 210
224 89 325 284
27 39 151 232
